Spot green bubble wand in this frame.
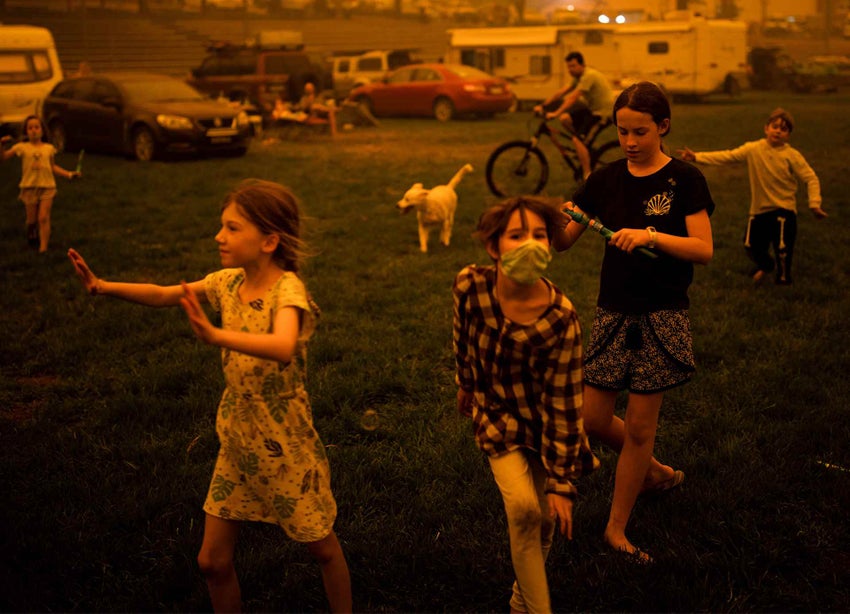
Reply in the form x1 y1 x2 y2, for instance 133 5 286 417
75 149 85 174
565 209 657 259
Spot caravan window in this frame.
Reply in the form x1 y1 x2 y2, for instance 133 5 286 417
0 51 54 84
492 48 505 69
648 42 669 54
529 55 551 75
584 31 604 45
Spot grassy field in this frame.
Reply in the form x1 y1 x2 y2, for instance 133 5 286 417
1 89 849 612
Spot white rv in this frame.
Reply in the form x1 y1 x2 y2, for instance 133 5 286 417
446 14 748 105
0 25 63 136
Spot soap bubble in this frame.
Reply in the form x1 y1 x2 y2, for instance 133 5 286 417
360 409 379 431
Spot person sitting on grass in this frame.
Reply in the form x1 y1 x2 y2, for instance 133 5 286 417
68 179 351 613
453 196 599 613
678 107 827 285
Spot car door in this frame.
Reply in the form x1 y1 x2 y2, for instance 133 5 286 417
369 67 414 115
402 68 444 116
86 79 125 152
48 78 93 149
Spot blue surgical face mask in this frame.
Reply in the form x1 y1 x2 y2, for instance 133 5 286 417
500 239 552 285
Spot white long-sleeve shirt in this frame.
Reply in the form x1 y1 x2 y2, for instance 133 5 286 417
694 139 821 216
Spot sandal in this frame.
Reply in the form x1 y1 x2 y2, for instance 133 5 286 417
641 469 685 495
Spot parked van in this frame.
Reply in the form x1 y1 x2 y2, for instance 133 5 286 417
0 25 63 137
446 13 748 104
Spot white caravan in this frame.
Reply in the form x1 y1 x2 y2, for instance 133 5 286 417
0 25 63 135
446 14 748 105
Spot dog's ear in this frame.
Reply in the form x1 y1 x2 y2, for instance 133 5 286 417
412 183 423 190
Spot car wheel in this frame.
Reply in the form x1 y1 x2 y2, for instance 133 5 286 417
49 121 69 153
132 127 157 162
433 97 454 121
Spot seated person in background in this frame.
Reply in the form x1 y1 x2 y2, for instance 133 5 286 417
272 83 333 123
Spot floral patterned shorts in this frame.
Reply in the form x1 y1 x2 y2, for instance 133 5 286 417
584 307 695 394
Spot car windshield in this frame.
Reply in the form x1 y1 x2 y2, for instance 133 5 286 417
445 65 495 80
121 79 207 103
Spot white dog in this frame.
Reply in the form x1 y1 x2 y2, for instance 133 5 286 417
397 163 473 253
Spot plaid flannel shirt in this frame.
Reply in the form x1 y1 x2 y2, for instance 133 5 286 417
453 265 598 498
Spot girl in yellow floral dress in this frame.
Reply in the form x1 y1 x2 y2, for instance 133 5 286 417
68 179 351 613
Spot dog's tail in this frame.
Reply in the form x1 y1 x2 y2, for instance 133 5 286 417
447 163 474 191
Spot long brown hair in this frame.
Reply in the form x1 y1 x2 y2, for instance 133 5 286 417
613 81 672 136
221 179 307 272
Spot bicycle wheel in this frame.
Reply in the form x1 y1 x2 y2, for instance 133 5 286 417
486 140 549 197
591 141 623 173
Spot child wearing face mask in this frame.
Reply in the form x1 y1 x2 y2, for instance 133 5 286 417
453 196 598 614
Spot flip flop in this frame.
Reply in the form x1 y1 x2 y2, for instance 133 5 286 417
641 469 685 495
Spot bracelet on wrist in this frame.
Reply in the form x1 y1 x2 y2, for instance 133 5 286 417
646 226 657 249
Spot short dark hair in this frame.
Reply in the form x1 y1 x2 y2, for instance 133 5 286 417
613 81 671 136
565 51 585 65
767 107 794 132
474 196 564 258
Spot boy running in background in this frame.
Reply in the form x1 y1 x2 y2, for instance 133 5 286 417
679 108 827 285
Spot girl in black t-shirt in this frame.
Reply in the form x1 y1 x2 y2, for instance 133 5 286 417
553 82 714 562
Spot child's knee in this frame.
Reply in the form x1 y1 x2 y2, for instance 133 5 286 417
306 532 341 566
506 500 545 536
197 549 232 579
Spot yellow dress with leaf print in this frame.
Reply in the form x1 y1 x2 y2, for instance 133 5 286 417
202 268 336 542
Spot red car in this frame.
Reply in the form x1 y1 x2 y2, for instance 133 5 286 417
347 63 514 121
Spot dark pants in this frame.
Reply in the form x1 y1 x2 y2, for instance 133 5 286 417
743 209 797 284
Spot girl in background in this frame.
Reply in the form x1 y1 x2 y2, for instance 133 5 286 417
69 179 351 612
1 115 80 252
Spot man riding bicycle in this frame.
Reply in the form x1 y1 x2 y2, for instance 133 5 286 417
533 52 614 180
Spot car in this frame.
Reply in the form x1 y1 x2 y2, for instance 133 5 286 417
330 49 415 100
187 31 331 115
347 63 514 121
42 72 252 161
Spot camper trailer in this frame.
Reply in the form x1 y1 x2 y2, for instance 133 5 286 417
0 25 63 137
446 14 748 105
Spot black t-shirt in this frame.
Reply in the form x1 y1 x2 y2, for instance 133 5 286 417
572 158 714 314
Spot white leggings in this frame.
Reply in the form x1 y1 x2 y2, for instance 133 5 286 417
489 450 555 614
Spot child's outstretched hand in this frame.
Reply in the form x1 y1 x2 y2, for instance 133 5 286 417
69 171 82 180
68 248 101 295
180 281 217 345
811 206 828 219
677 147 696 161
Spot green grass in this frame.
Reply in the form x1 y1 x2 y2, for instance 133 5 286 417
2 90 849 612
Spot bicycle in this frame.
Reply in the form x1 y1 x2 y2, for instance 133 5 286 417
485 112 622 198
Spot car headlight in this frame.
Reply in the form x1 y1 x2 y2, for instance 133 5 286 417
156 114 194 130
236 111 250 128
